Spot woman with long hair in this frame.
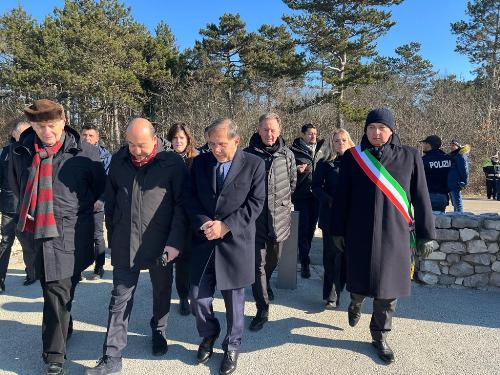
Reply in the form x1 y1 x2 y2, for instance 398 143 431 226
312 128 355 309
167 122 198 168
166 122 198 315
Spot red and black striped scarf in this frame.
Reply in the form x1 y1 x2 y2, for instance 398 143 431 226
17 134 65 239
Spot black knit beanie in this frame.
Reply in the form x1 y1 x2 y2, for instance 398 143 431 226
364 108 395 132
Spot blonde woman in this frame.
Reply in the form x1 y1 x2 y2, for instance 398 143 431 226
312 128 354 309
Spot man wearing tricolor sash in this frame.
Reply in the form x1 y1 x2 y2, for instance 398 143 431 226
331 108 436 364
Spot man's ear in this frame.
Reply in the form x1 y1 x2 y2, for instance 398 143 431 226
234 136 241 146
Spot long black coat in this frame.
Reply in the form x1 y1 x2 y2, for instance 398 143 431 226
9 126 106 282
311 156 342 231
184 148 266 290
104 140 187 270
0 139 17 214
244 133 296 243
331 135 435 299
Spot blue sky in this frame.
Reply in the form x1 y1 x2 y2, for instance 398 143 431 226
1 0 473 80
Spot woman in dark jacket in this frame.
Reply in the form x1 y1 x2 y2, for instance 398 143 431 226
166 123 198 315
312 128 354 309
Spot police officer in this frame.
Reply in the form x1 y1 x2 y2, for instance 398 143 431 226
419 135 451 212
483 153 500 200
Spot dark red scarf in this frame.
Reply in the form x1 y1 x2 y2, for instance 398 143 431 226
17 135 65 239
130 141 158 168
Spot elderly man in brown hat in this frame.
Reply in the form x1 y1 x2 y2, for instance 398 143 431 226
9 99 106 375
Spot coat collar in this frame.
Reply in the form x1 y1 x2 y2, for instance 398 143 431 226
204 147 246 195
13 125 82 157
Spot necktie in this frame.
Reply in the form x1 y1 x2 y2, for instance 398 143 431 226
216 163 225 196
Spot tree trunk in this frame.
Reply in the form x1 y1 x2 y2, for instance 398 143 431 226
336 51 347 128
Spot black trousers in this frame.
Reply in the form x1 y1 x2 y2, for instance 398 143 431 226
251 241 283 312
294 198 319 266
322 232 345 303
486 178 498 199
93 210 106 268
350 293 397 341
103 263 173 358
40 275 79 364
175 247 191 299
0 213 16 281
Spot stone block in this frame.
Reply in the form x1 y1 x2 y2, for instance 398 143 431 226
487 242 499 254
489 272 500 287
441 266 449 274
492 261 500 273
467 240 488 254
420 260 441 275
449 261 474 277
463 274 489 288
479 230 500 242
438 275 455 285
418 272 438 285
451 215 480 228
436 229 459 241
459 228 479 241
483 220 500 230
463 254 491 266
434 214 452 228
440 242 466 254
475 266 491 273
455 277 464 285
424 251 446 261
446 253 461 264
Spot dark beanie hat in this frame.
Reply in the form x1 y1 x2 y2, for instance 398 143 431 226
24 99 65 122
364 108 395 132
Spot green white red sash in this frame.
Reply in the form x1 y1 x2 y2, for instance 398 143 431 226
351 145 416 249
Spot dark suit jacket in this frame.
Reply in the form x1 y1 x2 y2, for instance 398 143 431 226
184 147 266 290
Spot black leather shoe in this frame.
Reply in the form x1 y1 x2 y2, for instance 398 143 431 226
152 330 168 356
179 298 190 316
372 339 395 364
348 303 361 327
267 287 274 301
219 350 239 375
300 264 311 279
46 362 64 375
87 266 104 280
249 310 268 331
85 355 122 374
67 315 73 340
197 334 219 364
23 276 36 286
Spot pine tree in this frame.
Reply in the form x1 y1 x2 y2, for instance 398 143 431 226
282 0 404 127
452 0 500 125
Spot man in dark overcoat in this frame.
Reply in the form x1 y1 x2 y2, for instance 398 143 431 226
185 117 265 375
291 123 327 278
9 99 106 375
244 113 296 331
85 118 187 375
331 108 435 364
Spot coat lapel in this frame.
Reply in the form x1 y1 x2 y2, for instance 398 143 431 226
221 147 245 191
203 152 218 194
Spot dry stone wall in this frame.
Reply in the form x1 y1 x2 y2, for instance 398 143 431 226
417 213 500 289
